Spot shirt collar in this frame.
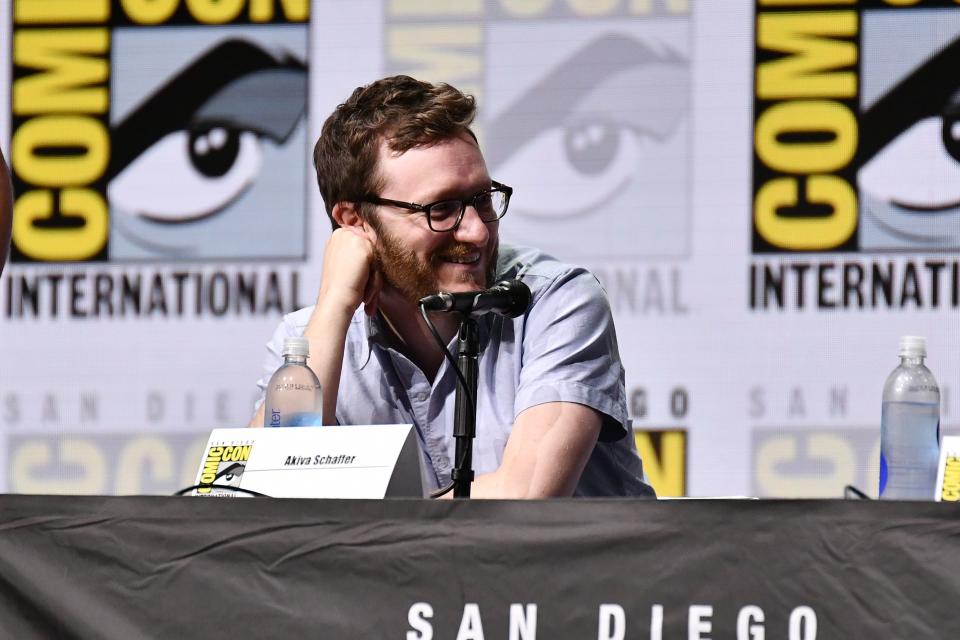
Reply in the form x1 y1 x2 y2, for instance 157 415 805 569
360 307 495 368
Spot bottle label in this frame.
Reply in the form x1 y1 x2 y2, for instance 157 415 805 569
270 409 281 427
906 384 939 393
273 383 318 392
879 454 888 496
284 412 323 427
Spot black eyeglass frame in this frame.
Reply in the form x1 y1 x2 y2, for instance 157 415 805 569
360 181 513 232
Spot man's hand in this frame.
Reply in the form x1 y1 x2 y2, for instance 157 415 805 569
316 226 382 318
299 224 382 425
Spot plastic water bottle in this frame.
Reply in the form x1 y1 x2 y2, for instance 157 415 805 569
879 336 941 500
263 336 322 427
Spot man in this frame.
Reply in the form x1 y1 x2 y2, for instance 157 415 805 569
0 150 11 275
251 76 653 498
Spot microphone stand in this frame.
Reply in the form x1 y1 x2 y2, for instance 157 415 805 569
452 316 479 498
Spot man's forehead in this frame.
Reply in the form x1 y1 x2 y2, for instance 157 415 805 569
374 131 488 194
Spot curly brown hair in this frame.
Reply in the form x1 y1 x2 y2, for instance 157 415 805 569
312 75 477 229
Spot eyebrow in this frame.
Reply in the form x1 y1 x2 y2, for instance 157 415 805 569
406 181 497 207
108 39 306 181
485 33 688 168
857 36 960 168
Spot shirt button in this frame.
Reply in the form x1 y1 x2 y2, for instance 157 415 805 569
417 392 428 402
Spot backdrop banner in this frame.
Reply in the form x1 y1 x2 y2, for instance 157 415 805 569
1 0 958 500
0 496 957 638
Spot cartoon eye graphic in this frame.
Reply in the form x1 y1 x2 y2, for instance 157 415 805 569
106 39 306 238
942 109 960 164
860 116 960 212
110 125 263 222
215 462 245 484
493 120 646 218
487 34 688 219
858 39 960 244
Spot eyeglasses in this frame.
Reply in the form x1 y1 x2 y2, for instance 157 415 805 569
361 181 513 232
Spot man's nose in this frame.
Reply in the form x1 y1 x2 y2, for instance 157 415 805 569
453 204 491 243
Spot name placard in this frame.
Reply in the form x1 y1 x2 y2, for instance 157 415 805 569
192 424 425 499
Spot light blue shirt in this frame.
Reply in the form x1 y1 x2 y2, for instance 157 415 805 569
257 245 654 497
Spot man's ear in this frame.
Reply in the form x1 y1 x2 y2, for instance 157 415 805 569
332 202 364 229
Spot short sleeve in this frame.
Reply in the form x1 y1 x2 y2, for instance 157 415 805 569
514 269 628 442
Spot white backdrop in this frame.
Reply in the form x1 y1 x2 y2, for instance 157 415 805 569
0 0 956 498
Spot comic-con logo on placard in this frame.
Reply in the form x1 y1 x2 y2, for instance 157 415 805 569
751 1 960 311
196 442 252 496
9 1 308 263
383 2 691 262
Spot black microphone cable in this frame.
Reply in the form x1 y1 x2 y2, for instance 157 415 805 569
419 301 477 499
173 484 271 497
173 461 271 497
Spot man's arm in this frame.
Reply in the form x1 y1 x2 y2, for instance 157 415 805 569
462 259 630 499
469 401 601 498
249 214 380 427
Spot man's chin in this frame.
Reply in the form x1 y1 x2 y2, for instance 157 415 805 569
433 243 498 291
435 264 489 292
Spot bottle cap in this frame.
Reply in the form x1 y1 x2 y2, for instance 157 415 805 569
282 336 310 358
898 335 926 357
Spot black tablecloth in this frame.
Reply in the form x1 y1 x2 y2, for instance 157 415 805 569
0 495 956 638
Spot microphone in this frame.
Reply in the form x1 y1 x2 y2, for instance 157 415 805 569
419 279 531 318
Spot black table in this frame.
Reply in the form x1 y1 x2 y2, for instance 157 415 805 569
0 495 956 638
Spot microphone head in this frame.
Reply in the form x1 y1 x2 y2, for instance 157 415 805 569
493 279 531 318
418 291 453 311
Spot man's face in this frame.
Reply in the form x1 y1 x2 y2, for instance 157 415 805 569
367 132 499 303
